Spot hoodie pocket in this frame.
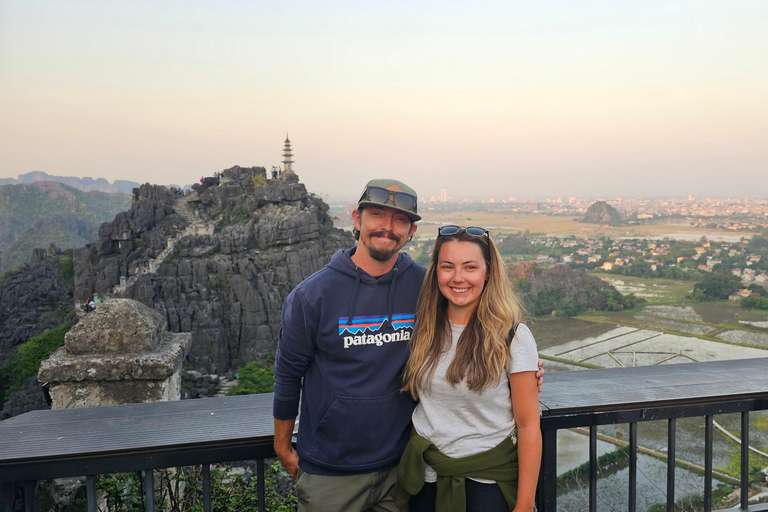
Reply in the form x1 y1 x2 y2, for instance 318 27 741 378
309 390 412 469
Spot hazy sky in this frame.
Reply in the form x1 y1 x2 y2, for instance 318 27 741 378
1 1 766 200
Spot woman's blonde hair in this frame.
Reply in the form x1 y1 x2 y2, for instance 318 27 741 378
402 230 525 398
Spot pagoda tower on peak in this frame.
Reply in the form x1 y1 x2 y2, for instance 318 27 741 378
282 134 295 175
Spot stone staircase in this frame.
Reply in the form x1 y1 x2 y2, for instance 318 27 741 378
214 376 239 397
108 193 216 299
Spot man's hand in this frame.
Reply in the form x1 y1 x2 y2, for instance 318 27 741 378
276 445 300 481
274 418 300 480
535 359 545 393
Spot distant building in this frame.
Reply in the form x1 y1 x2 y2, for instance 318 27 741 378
440 189 447 202
282 134 295 175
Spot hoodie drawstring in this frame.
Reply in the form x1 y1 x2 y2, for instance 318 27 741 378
347 267 362 325
387 267 398 324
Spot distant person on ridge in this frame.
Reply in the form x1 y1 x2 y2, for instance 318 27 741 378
272 179 544 511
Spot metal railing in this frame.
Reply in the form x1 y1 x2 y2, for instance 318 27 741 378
0 393 276 512
2 358 768 511
535 357 768 511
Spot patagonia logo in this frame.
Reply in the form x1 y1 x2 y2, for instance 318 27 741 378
339 314 414 349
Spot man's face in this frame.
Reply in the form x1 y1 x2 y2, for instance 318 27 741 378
353 206 418 263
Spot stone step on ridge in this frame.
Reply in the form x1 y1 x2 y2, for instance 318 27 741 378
214 377 239 397
106 193 216 300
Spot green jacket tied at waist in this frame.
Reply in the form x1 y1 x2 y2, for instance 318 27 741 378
394 428 519 512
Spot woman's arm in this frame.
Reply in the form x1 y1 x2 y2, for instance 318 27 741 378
510 371 542 512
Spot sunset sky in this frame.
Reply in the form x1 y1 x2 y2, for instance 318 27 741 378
1 1 766 200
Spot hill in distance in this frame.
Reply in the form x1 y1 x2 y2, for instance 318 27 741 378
0 171 142 194
580 200 623 226
0 181 132 273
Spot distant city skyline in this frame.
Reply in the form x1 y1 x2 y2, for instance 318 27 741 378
1 1 766 200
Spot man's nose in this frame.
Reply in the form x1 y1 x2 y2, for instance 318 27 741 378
381 214 396 230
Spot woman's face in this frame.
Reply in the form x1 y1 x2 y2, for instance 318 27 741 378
436 239 488 324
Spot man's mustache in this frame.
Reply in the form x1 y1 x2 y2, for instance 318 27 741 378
369 230 401 242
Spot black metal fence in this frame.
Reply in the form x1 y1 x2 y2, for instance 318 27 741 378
0 393 276 512
2 358 768 511
535 357 768 511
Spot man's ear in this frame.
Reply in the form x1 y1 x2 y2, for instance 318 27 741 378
409 222 418 239
352 208 362 232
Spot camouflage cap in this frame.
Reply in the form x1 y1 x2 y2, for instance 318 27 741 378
357 179 421 222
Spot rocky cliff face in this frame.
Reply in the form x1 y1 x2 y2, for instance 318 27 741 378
0 252 74 360
0 251 75 418
74 166 354 373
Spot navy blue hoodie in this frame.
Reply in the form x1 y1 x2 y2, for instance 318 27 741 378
273 248 426 475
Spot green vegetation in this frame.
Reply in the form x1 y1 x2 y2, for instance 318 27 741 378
228 361 274 396
717 444 768 482
742 296 768 310
603 289 637 311
89 461 296 512
0 323 70 401
517 266 636 318
691 271 743 300
215 206 253 232
648 485 735 512
0 182 131 272
58 255 74 286
251 174 267 190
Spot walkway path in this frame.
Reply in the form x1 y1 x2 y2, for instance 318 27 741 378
102 192 216 300
214 377 239 398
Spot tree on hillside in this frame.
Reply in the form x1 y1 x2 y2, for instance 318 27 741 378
692 271 742 300
750 236 768 249
742 296 768 310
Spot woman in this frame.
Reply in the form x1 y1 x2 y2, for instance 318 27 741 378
397 226 541 512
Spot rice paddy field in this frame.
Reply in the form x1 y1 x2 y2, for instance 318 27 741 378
528 289 768 509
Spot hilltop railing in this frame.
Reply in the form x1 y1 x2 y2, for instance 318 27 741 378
2 358 768 511
537 357 768 512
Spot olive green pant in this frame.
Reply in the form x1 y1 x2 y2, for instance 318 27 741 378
295 466 407 512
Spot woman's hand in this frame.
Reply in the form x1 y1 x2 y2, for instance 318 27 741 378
535 359 545 392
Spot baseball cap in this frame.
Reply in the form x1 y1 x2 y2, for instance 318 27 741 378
357 179 421 222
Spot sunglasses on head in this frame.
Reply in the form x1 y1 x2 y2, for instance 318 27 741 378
361 186 417 212
437 225 490 238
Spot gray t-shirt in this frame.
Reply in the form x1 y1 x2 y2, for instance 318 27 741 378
411 322 539 483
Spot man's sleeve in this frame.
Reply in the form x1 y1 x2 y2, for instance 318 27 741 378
273 288 318 420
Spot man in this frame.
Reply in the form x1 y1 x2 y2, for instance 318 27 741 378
273 179 543 511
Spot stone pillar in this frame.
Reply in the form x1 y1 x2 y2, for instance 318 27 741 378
38 299 191 409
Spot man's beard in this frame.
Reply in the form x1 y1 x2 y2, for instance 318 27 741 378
365 230 402 262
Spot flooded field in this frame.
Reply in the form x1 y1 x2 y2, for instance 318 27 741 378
716 329 768 348
539 326 768 367
596 276 694 304
536 288 768 509
528 318 618 350
555 429 736 511
642 305 703 321
602 312 716 335
741 321 768 329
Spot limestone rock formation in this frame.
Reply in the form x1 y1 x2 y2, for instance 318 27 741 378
514 263 621 316
74 166 354 373
0 252 74 362
0 376 49 420
581 201 623 226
